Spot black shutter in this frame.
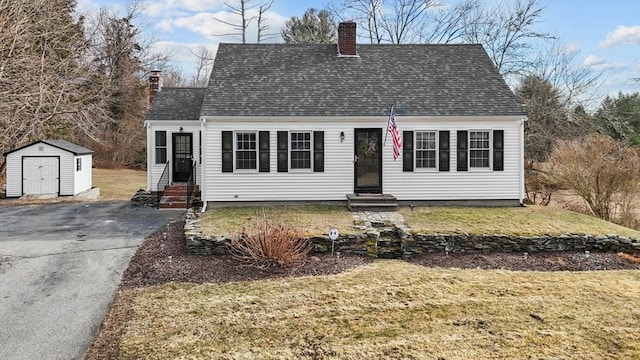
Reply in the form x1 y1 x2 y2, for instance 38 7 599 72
313 131 324 172
259 131 270 172
439 131 450 172
403 131 413 172
456 130 468 171
222 131 233 172
277 131 288 172
493 130 504 171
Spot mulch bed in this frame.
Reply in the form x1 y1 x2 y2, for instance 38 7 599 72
85 217 640 360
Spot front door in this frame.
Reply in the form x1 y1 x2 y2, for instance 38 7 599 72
354 128 382 194
172 133 193 182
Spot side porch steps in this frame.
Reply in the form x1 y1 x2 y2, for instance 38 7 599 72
158 183 200 209
347 193 398 211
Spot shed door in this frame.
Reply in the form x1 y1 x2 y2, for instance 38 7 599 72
23 157 60 195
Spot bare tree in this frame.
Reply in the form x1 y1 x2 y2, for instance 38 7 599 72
0 0 109 175
463 0 553 77
328 0 385 43
83 0 168 166
187 45 215 87
256 0 277 43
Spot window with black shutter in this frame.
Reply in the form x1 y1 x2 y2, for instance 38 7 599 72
155 131 167 164
439 131 450 171
259 131 270 172
221 131 233 172
493 130 504 171
403 131 414 172
277 131 288 172
456 130 468 171
313 131 324 172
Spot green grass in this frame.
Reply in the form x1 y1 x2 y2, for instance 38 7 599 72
200 205 356 237
400 205 640 238
118 261 640 359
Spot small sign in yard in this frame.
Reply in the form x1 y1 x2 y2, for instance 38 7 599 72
328 228 339 240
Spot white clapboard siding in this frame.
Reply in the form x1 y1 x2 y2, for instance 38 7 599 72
205 121 353 202
203 116 525 203
145 121 203 191
384 118 524 200
73 154 93 195
5 143 73 197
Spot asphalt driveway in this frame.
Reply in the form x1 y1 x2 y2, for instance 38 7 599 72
0 201 183 360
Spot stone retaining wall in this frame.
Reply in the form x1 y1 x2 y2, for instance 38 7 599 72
185 209 640 257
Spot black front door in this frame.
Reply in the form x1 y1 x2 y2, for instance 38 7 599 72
354 128 382 194
172 133 193 182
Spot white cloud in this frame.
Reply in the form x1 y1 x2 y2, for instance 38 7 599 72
168 10 287 43
599 25 640 48
584 54 628 72
144 0 224 17
584 55 605 67
560 43 580 55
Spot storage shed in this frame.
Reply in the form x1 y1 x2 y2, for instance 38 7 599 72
3 140 94 197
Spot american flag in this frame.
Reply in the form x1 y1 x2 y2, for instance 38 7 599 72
388 106 402 160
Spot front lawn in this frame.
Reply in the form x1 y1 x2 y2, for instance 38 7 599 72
200 205 356 237
118 261 640 359
200 205 640 239
401 205 640 238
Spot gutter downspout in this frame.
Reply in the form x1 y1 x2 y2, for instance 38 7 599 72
200 117 207 213
519 117 526 206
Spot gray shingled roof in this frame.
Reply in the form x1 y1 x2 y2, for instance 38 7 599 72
201 43 525 117
145 87 206 121
4 139 93 156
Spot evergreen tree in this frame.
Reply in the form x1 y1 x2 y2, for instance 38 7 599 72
281 8 336 44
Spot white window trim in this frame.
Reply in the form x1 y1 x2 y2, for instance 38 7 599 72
288 131 313 172
234 130 258 172
468 129 492 170
414 130 438 171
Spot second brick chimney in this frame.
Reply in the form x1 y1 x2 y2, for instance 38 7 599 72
148 70 161 104
338 21 357 56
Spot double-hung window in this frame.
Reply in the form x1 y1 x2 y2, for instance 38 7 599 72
290 132 311 170
415 131 437 169
235 132 257 170
155 131 167 164
469 130 490 168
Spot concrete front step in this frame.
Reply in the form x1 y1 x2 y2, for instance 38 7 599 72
347 193 398 211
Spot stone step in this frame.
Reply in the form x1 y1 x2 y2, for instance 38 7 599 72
347 193 398 211
158 201 189 209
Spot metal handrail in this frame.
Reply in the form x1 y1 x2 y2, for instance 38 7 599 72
186 160 197 210
157 161 170 208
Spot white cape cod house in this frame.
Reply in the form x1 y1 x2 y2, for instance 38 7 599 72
145 22 527 209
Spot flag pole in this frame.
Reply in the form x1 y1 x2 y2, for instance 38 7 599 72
384 104 393 146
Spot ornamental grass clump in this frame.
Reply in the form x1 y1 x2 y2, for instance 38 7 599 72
226 219 311 268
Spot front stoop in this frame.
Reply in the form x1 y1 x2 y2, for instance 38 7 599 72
347 193 398 211
158 183 200 209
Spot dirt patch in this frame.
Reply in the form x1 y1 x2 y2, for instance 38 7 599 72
86 219 640 359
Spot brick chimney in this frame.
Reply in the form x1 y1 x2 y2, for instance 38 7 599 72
338 21 357 56
148 70 161 104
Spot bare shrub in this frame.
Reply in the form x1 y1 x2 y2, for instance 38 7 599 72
226 219 310 268
548 135 640 224
524 162 555 205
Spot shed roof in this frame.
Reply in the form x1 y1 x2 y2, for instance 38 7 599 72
3 139 94 156
145 87 206 121
201 43 526 117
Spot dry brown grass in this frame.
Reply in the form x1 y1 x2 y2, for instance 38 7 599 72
118 261 640 359
401 205 640 238
93 168 146 200
200 205 356 237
